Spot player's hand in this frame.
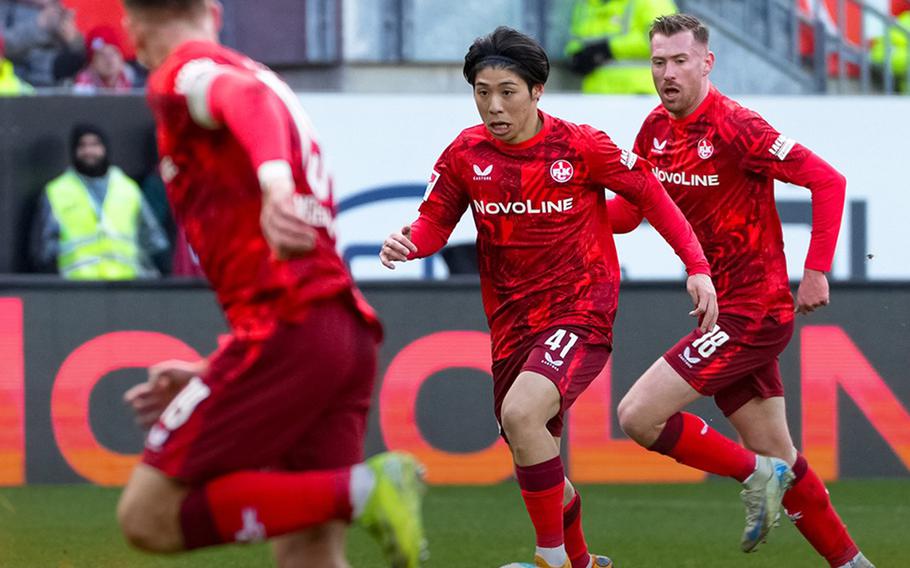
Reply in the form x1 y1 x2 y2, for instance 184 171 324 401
124 359 207 429
379 225 417 269
260 176 317 260
796 268 829 315
686 273 718 333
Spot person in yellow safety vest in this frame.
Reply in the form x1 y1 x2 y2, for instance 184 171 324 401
29 124 171 279
566 0 678 94
0 32 34 96
870 11 910 93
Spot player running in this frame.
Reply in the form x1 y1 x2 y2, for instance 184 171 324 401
380 26 716 568
609 14 873 567
115 1 425 567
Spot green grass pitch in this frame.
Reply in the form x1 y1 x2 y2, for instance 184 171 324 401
0 480 906 567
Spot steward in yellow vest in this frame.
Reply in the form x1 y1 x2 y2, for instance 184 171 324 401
566 0 678 94
870 11 910 93
29 124 170 279
0 33 34 96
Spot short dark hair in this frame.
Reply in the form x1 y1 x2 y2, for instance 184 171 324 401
463 26 549 91
650 13 710 45
123 0 206 14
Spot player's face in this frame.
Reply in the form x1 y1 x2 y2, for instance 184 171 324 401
123 8 153 69
651 31 714 118
473 67 543 145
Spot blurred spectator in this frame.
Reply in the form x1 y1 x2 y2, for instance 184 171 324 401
565 0 677 94
0 0 83 86
73 26 136 93
0 32 33 94
29 124 170 279
870 10 910 93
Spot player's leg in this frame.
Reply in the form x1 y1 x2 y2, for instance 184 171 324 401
501 370 567 567
729 395 870 567
618 314 795 551
618 357 759 480
120 302 425 566
561 474 612 568
497 327 611 568
117 464 188 551
271 522 349 568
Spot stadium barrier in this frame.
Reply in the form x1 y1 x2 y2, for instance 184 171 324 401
1 95 909 281
0 279 907 486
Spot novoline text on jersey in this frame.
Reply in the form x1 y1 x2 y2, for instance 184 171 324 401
471 198 575 215
652 167 720 188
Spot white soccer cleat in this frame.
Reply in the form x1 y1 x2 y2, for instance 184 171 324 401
740 455 795 552
837 552 875 568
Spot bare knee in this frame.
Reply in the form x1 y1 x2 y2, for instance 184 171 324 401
273 523 349 568
500 401 543 440
117 465 186 553
617 395 658 446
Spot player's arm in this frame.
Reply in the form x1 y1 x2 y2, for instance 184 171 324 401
605 123 652 234
605 195 644 233
380 148 468 269
585 129 716 330
179 62 315 259
737 113 847 314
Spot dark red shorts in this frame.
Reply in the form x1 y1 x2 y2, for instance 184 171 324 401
664 313 794 416
492 326 611 439
142 299 377 485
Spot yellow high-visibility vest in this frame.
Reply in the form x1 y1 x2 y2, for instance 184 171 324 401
566 0 678 94
0 59 34 96
46 167 144 280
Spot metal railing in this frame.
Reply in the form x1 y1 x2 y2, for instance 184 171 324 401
682 0 909 94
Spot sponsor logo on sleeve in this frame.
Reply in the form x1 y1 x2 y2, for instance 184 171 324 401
423 170 440 201
472 164 493 181
620 149 638 170
769 134 796 161
549 160 574 183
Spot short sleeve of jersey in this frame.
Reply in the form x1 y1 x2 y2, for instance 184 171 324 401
417 140 470 231
581 125 652 200
729 107 812 185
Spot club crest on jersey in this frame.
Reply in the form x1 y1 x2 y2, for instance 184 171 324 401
652 138 667 154
549 160 574 183
472 164 493 181
697 138 714 160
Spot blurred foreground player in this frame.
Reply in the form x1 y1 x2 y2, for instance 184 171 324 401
381 26 715 568
115 1 426 566
610 14 873 567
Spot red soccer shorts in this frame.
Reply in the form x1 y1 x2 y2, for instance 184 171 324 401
492 325 611 439
142 299 377 485
663 312 794 416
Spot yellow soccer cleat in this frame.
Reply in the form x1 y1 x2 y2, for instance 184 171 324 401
358 452 428 568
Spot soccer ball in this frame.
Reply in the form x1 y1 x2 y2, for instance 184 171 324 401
497 564 535 568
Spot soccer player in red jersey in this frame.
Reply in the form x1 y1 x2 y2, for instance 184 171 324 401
609 14 873 567
381 27 717 568
115 2 426 567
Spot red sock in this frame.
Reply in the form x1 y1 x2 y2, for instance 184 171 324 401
649 412 756 481
782 455 859 567
563 492 590 568
179 468 352 549
516 456 565 549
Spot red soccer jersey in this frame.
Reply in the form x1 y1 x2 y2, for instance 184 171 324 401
627 87 845 322
411 111 708 361
147 41 379 339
